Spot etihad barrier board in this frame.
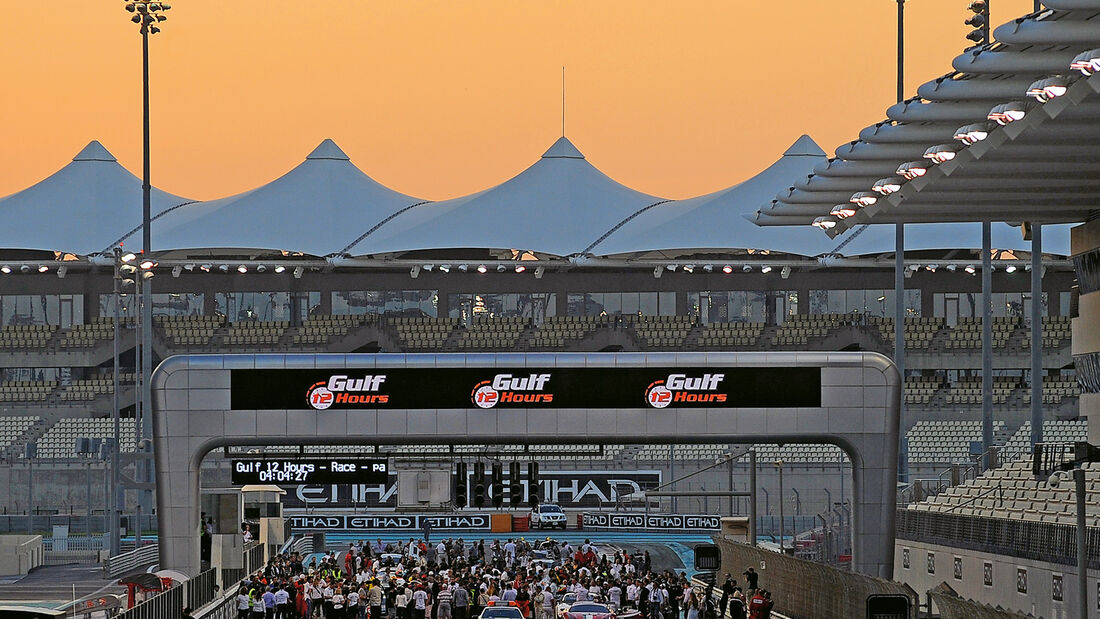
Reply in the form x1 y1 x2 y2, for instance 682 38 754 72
151 351 898 579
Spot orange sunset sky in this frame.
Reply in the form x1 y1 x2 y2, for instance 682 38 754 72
0 0 1037 202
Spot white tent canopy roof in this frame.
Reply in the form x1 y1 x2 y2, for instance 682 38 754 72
0 141 190 255
137 139 422 256
587 135 846 258
347 137 665 258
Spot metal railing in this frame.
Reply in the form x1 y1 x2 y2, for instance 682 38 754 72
117 568 217 619
896 508 1100 569
104 541 159 578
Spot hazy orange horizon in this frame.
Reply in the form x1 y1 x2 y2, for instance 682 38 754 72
0 0 1036 203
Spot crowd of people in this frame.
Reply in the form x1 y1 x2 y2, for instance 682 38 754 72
233 536 775 619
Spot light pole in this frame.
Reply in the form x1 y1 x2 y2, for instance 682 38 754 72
775 459 784 553
111 248 136 556
122 0 170 527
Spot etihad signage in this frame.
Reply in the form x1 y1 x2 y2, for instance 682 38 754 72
230 366 820 410
582 512 721 531
282 469 661 509
288 513 492 532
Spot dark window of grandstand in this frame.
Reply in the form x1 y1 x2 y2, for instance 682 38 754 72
1 294 83 327
99 293 204 319
215 291 319 322
933 292 1047 326
688 291 797 324
566 292 674 317
1060 291 1072 317
808 290 920 318
449 293 556 322
332 291 438 318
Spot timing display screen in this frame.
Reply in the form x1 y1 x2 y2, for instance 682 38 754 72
231 458 389 485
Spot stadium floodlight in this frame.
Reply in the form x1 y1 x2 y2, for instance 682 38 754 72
904 265 916 279
293 266 304 279
199 264 211 272
953 122 993 145
184 263 195 271
946 264 957 272
496 264 506 273
37 265 49 273
830 204 857 219
812 216 838 230
896 161 931 180
741 265 752 273
273 265 285 273
925 264 939 272
1005 264 1017 273
0 265 9 274
534 266 544 279
722 265 733 274
423 264 434 272
218 264 229 273
780 266 791 280
56 266 67 279
849 191 878 207
237 265 247 274
987 101 1028 126
171 265 182 278
871 177 904 195
458 264 469 273
964 265 977 274
476 264 488 274
121 252 137 263
652 266 663 279
410 266 420 279
702 264 714 273
666 264 678 272
683 264 695 274
439 264 451 273
1026 76 1071 103
1070 49 1100 76
923 143 961 164
256 264 267 273
20 265 30 273
760 265 773 274
514 265 526 273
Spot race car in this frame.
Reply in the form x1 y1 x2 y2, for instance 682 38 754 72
560 602 615 619
530 504 568 529
480 601 524 619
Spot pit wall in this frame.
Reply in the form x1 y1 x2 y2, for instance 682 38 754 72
715 537 915 619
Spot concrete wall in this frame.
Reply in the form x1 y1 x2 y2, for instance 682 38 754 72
715 537 916 619
1071 220 1097 443
894 539 1099 619
0 534 43 576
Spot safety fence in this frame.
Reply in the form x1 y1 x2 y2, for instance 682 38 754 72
896 508 1100 569
103 541 159 578
117 568 217 619
42 534 105 565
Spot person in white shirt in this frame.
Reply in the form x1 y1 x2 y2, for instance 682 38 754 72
332 588 347 617
626 582 640 609
274 587 290 618
608 584 623 611
236 586 252 619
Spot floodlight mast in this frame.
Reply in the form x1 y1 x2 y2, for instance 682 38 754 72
123 0 172 537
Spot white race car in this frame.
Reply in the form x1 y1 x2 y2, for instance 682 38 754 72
561 602 615 619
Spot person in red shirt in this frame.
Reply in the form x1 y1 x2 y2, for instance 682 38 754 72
747 590 773 619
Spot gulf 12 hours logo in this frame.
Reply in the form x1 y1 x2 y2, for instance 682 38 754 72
645 373 727 408
307 374 389 410
471 373 553 408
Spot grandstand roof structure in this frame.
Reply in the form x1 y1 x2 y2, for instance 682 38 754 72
345 137 666 259
753 0 1100 235
0 141 191 256
120 139 423 258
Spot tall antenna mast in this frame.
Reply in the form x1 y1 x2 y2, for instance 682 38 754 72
561 66 566 137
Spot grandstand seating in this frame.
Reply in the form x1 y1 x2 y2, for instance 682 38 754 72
906 420 1007 464
456 316 528 350
999 419 1087 461
870 316 944 350
0 380 55 403
294 314 372 345
698 321 765 347
1024 316 1072 349
57 373 136 401
221 320 288 346
904 376 943 406
0 325 56 349
943 376 1019 406
1023 375 1080 405
531 316 612 349
909 454 1100 527
389 317 458 351
627 315 694 349
0 416 40 448
36 417 137 458
158 315 222 346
